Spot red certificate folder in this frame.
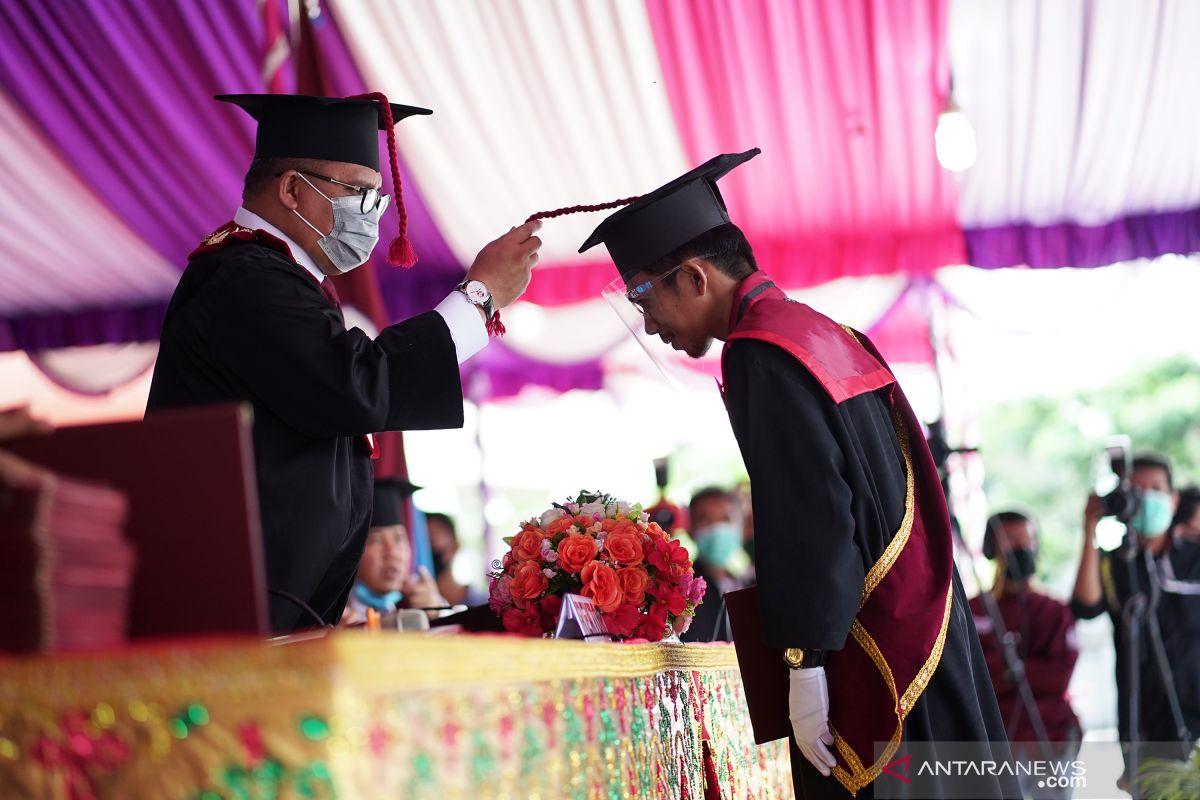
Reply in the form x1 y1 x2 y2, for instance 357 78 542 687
6 404 268 639
724 585 792 744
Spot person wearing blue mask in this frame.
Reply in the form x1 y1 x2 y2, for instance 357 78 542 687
1071 453 1199 789
343 479 445 625
680 486 750 643
147 94 541 633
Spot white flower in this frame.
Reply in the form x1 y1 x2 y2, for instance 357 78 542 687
542 568 556 578
540 538 552 553
565 503 579 514
579 501 606 518
540 507 568 528
615 501 634 517
545 550 559 563
638 511 651 523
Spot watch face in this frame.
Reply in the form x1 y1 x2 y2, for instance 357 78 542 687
464 281 490 304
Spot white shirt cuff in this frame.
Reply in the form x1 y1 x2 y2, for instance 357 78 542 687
434 291 489 364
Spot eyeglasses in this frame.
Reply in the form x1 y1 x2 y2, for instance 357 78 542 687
279 169 386 213
623 263 687 316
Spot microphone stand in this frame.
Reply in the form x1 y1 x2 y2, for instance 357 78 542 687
951 516 1056 764
1120 536 1193 789
930 413 1054 762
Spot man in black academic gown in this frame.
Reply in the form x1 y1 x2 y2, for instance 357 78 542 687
147 94 541 632
579 150 1015 798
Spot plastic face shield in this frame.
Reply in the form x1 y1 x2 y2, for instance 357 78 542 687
601 264 692 388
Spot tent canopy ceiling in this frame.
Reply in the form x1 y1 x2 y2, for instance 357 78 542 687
1 0 1198 395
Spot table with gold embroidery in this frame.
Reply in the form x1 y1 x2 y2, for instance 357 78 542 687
0 633 793 799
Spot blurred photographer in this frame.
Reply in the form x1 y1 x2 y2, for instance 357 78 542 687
1071 453 1200 789
970 511 1081 795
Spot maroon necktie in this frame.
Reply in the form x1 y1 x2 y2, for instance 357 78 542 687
320 277 345 325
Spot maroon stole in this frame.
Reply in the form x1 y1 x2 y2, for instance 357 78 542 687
721 272 954 795
190 222 378 460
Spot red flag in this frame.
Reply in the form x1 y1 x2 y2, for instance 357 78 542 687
259 0 291 94
296 7 407 480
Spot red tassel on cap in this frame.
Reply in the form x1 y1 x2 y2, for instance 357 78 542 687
350 91 417 268
524 196 640 224
476 197 641 338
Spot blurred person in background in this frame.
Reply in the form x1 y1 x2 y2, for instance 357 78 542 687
425 511 486 607
1169 485 1200 544
734 480 756 570
970 510 1081 798
343 479 445 624
1071 454 1200 789
681 486 751 642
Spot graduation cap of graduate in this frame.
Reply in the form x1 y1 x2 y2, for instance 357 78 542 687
578 148 760 282
216 93 431 266
371 477 423 528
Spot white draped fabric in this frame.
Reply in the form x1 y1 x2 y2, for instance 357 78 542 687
331 0 690 266
29 343 159 396
950 0 1200 227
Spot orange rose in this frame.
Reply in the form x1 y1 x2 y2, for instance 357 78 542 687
556 533 598 574
580 562 623 613
509 561 549 602
599 518 620 533
604 522 644 566
617 567 649 606
646 522 667 539
547 517 577 536
511 527 545 562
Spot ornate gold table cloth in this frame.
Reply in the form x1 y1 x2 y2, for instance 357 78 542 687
0 633 792 799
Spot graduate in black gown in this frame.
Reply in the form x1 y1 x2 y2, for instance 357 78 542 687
579 150 1016 798
147 94 542 632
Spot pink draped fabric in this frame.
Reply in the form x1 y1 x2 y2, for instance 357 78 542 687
644 0 965 287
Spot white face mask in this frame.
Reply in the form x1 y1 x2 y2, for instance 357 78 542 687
292 173 389 273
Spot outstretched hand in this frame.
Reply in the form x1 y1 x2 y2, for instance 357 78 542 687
464 219 542 310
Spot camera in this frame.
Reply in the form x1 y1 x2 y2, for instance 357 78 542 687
1100 437 1141 523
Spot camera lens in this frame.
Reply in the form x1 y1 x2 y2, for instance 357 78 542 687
1101 485 1141 523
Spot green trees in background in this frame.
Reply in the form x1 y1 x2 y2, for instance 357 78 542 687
977 355 1200 592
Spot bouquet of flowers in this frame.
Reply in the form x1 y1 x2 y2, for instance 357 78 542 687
488 491 705 639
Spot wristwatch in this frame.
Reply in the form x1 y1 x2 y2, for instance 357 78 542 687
783 648 827 669
456 279 495 321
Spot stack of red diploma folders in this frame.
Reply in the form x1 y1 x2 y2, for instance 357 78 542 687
0 474 134 653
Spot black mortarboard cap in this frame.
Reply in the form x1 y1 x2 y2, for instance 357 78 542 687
217 94 431 171
218 93 430 267
371 477 422 527
578 148 760 281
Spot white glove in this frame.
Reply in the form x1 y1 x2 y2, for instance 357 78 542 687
788 666 838 776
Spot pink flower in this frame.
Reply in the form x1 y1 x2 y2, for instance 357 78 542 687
685 575 707 604
489 576 513 612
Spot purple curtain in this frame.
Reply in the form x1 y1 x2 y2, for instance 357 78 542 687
964 208 1200 270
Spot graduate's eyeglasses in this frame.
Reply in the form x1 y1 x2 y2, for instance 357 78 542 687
281 169 386 214
624 263 689 316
